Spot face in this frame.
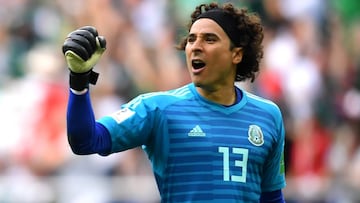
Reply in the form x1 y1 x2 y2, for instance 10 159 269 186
185 18 242 92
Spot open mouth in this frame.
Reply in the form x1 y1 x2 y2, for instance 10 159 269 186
192 59 206 70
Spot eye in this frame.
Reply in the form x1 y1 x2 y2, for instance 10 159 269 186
187 35 196 43
203 33 218 43
205 36 216 43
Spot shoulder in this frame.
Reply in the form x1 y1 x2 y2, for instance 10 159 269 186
125 84 194 109
244 91 283 120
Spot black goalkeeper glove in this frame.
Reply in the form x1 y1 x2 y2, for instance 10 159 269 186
62 26 106 91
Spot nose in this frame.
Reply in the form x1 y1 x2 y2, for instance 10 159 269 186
190 38 203 52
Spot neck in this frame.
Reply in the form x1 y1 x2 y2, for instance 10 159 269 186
196 85 237 106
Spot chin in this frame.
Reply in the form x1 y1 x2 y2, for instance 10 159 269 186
192 81 207 89
191 78 202 86
193 82 201 87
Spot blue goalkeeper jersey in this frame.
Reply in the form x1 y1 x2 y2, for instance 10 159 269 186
98 83 286 202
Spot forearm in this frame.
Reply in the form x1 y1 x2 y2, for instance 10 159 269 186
260 190 285 203
67 89 111 155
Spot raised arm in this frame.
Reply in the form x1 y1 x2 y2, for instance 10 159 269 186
62 26 111 156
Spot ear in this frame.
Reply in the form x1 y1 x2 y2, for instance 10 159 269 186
232 47 243 64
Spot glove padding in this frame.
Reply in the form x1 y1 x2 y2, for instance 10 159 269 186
62 26 106 90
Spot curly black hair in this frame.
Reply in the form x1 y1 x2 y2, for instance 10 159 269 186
177 2 264 82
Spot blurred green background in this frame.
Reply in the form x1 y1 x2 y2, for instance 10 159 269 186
0 0 359 202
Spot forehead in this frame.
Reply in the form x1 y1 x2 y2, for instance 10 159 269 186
190 18 228 37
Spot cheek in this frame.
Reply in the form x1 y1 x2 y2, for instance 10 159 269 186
184 46 191 64
209 50 233 66
185 45 192 60
185 51 192 68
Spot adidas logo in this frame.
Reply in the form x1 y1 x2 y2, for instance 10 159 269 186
188 125 206 137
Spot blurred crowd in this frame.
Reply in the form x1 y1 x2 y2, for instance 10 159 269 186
0 0 359 202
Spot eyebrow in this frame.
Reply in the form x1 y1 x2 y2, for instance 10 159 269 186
187 32 219 39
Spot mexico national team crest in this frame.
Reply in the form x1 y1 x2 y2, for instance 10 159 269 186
248 125 264 146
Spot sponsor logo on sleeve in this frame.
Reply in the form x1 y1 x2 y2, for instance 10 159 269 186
111 108 135 123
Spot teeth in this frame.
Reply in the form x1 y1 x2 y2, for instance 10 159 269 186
192 59 204 64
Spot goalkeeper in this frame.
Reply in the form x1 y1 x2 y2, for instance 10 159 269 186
63 2 286 202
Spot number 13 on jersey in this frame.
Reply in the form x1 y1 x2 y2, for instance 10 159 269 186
218 146 249 183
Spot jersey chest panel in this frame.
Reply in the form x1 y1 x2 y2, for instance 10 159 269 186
160 107 273 202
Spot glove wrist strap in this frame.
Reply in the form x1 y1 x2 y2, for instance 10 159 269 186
69 69 99 91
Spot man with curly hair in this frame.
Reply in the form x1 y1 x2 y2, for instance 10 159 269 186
63 2 286 202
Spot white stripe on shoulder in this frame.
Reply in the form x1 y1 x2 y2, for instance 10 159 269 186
168 86 191 96
245 92 277 107
129 86 191 108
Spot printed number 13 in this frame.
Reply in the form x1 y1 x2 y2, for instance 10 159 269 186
218 147 249 183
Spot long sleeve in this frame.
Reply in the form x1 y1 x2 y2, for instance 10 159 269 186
67 90 111 156
260 190 285 203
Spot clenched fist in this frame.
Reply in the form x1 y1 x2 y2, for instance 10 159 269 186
62 26 106 90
